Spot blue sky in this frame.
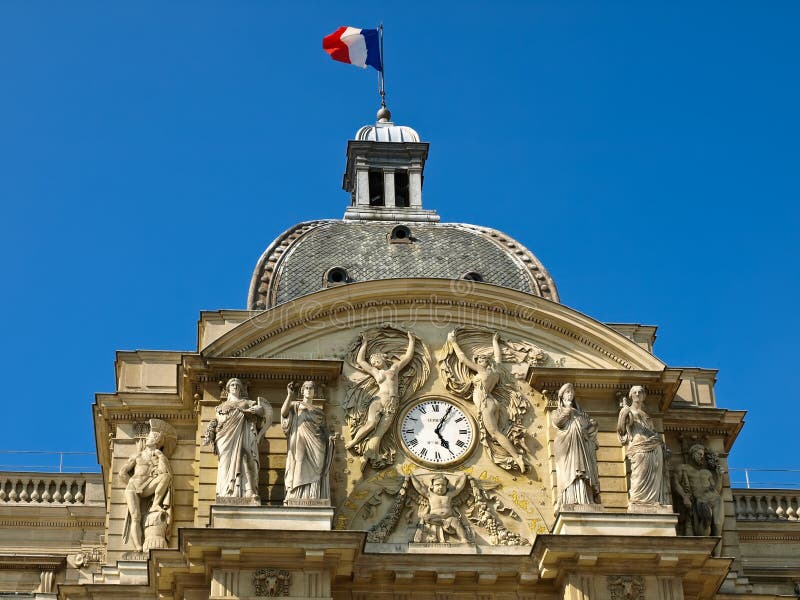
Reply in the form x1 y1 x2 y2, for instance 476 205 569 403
1 2 798 484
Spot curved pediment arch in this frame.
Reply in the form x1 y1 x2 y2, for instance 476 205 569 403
203 279 664 372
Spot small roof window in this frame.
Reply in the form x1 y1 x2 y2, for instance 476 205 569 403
324 266 350 287
389 225 413 244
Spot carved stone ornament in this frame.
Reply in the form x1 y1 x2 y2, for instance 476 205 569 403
672 443 724 542
344 326 432 470
617 386 672 512
367 472 528 546
252 568 291 597
281 380 336 504
607 575 645 600
438 327 533 473
202 378 273 502
553 383 601 510
120 418 176 553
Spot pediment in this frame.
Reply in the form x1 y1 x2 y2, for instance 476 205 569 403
202 279 665 373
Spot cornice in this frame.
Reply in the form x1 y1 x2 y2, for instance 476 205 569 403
528 367 682 411
663 407 746 451
0 554 66 570
209 279 665 373
183 356 343 384
0 517 104 528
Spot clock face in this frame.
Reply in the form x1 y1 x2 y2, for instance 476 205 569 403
399 398 476 467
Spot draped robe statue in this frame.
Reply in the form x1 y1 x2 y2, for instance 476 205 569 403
553 383 601 510
203 378 272 501
617 385 671 511
281 381 335 503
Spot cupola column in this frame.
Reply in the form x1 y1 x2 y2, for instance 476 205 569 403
383 169 396 207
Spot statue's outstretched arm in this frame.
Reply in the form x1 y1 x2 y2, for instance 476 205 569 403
356 335 379 378
448 331 479 372
451 473 468 495
492 332 502 364
281 382 295 419
396 331 415 370
409 474 427 497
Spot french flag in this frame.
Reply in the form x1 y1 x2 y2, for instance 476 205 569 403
323 27 383 72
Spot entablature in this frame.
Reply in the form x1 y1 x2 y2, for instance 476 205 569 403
663 406 746 452
528 367 682 412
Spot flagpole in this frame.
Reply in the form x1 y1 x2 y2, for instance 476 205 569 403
379 23 386 109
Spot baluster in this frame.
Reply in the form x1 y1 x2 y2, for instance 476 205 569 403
64 479 74 503
766 495 777 520
19 479 31 502
9 480 20 502
788 497 799 521
53 480 63 503
776 496 787 520
31 479 41 502
42 480 52 503
75 481 85 503
754 495 764 519
0 480 7 502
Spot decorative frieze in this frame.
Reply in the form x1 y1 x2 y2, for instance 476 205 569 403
252 568 291 597
607 575 645 600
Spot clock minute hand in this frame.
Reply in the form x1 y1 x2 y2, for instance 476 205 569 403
434 406 453 435
435 407 455 455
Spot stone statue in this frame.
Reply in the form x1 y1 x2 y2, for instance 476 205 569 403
344 326 431 469
440 328 529 472
410 472 470 543
120 418 176 552
672 443 724 541
203 378 273 501
617 385 671 511
281 380 336 503
553 383 601 510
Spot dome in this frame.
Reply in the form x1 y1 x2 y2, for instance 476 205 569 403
355 122 420 143
248 220 558 310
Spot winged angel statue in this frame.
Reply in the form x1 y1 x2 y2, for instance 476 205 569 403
366 472 529 546
439 326 537 472
343 326 432 469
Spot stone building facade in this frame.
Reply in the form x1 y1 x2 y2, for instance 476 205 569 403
1 110 798 600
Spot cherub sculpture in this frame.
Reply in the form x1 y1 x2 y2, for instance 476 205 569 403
367 471 529 547
410 473 470 543
439 327 531 472
344 326 431 469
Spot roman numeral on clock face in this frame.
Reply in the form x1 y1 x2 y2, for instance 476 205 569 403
456 440 465 448
408 438 418 447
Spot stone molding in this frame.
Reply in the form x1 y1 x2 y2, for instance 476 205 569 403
205 279 664 373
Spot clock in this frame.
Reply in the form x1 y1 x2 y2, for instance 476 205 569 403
398 398 476 467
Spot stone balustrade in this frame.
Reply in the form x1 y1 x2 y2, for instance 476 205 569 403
733 489 800 521
0 472 100 505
